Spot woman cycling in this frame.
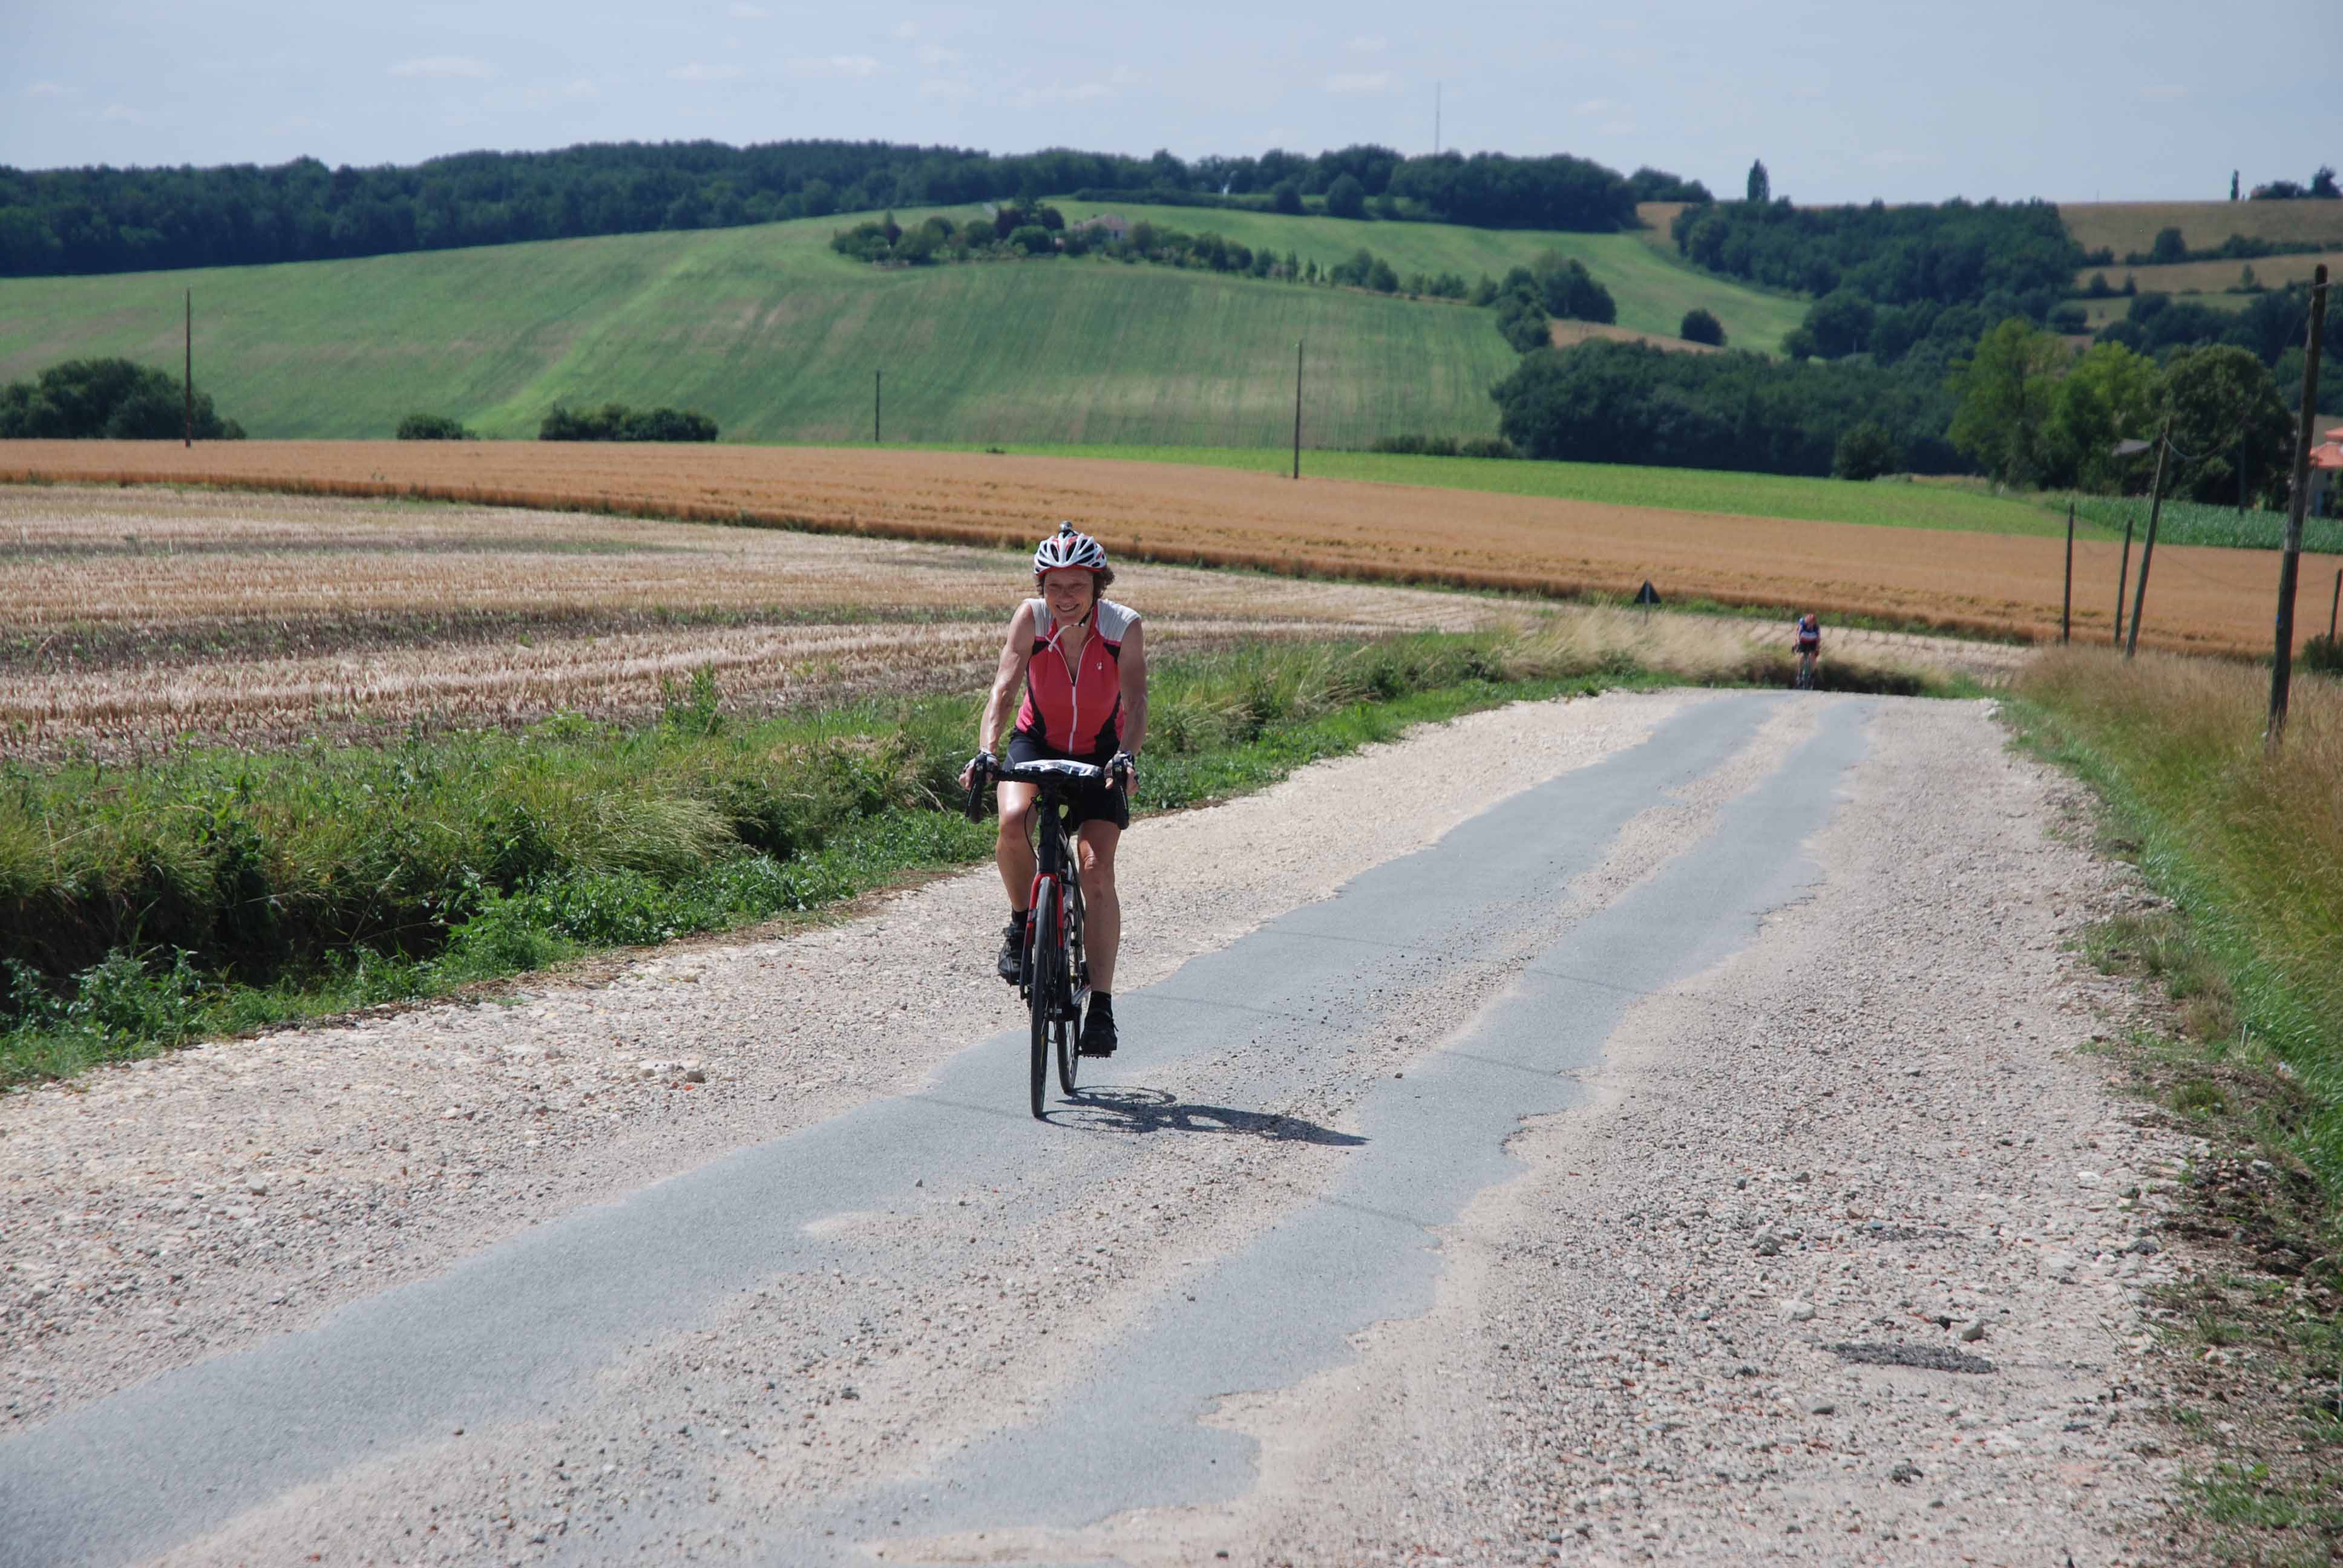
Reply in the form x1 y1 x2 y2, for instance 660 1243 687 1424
961 524 1149 1058
1793 611 1822 688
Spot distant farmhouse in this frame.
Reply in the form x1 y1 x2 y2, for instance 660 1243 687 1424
2311 424 2343 518
1071 212 1130 241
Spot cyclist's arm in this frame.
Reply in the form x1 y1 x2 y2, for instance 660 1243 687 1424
976 602 1037 755
1116 618 1149 759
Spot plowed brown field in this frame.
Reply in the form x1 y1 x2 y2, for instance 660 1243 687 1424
4 440 2327 658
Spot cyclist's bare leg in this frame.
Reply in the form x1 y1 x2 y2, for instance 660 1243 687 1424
1075 822 1121 991
995 781 1038 912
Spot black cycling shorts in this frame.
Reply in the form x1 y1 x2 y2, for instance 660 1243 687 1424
1006 731 1130 831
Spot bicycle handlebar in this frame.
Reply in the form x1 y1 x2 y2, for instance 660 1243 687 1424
963 755 1121 823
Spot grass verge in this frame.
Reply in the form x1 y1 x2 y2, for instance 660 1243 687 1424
2 618 1945 1088
2009 645 2342 1564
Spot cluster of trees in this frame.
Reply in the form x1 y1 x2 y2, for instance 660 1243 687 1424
1947 318 2299 505
1489 255 1619 352
0 357 243 439
1489 339 1961 477
396 413 475 440
1673 197 2080 308
2248 166 2341 201
2094 284 2343 415
0 140 1713 278
539 402 717 442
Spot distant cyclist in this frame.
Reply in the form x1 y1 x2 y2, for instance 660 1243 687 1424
1793 611 1822 688
960 524 1149 1057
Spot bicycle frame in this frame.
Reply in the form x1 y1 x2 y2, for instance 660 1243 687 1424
968 756 1107 1116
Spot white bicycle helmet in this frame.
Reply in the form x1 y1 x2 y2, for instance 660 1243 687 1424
1032 521 1108 577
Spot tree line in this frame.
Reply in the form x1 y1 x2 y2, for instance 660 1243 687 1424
1673 195 2081 310
0 140 1713 279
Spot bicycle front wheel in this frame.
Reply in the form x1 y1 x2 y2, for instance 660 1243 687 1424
1057 884 1083 1096
1027 884 1058 1120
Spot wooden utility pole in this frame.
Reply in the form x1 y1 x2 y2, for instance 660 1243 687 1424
183 289 192 448
2112 511 2135 646
2061 499 2075 644
2125 417 2174 659
1291 338 1303 480
2267 264 2329 743
2330 566 2341 643
873 370 882 444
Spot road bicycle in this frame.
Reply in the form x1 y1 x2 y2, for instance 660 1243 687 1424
1793 646 1819 690
967 756 1109 1119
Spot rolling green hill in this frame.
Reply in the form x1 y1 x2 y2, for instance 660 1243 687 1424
0 204 1801 447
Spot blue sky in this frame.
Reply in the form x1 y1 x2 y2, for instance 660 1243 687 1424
3 0 2336 203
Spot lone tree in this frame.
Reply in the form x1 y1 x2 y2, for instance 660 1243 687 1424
2230 170 2240 201
1746 158 1771 204
1325 174 1367 220
1679 307 1726 347
1947 318 2068 486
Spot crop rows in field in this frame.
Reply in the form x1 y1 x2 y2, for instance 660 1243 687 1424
0 486 1498 758
2067 494 2343 555
2 442 2328 665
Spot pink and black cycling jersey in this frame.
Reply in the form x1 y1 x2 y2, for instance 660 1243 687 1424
1015 597 1137 757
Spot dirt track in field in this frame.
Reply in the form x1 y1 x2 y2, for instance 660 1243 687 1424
4 440 2325 656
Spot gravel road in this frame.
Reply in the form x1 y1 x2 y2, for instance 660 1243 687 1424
0 688 2205 1566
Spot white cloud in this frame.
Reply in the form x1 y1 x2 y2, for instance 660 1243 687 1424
891 19 918 38
727 2 768 15
919 77 975 101
1347 34 1386 52
916 42 959 66
1325 71 1392 94
1574 96 1617 116
99 103 147 124
389 56 496 80
787 54 881 77
1601 119 1634 137
669 61 747 81
26 80 74 98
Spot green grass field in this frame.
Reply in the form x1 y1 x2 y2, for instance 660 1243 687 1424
0 203 1804 446
927 442 2071 535
1052 199 1806 352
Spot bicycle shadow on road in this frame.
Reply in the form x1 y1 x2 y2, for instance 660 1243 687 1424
1052 1086 1366 1146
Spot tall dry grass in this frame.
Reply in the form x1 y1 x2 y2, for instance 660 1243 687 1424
2019 647 2343 1198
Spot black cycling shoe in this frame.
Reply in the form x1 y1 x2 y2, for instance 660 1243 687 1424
1078 1001 1118 1058
997 919 1026 985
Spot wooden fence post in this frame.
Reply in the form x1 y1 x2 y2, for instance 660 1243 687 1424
2125 417 2174 659
2061 499 2074 644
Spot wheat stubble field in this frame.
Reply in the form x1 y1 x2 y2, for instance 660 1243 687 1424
5 442 2329 662
1 485 1513 758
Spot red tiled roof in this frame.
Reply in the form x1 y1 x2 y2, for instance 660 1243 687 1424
2313 442 2343 470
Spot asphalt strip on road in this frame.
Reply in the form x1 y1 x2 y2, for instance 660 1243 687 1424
0 691 1867 1567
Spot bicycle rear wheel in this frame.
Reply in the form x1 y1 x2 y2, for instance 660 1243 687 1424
1027 883 1058 1119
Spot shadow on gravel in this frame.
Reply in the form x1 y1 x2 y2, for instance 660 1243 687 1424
1054 1086 1367 1146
